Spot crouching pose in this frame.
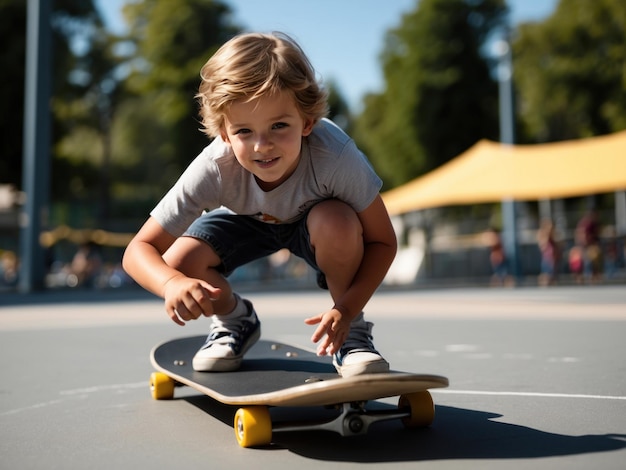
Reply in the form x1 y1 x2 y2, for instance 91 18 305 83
122 32 397 377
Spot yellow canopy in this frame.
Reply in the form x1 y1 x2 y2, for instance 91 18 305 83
382 130 626 216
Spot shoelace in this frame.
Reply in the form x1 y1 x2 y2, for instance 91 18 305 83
204 326 239 347
203 314 254 348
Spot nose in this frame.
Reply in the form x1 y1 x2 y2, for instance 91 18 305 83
254 133 272 153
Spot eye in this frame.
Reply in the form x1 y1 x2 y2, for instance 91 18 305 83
272 122 288 130
234 128 252 135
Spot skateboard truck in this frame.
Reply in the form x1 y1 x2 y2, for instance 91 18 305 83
232 390 435 446
272 400 417 437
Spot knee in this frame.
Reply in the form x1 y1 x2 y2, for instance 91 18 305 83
163 237 221 275
308 200 362 250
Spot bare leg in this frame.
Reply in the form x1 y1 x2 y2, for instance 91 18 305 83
307 199 363 304
305 199 389 376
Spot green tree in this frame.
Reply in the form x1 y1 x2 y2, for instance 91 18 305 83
0 0 103 191
513 0 626 142
354 0 507 188
52 19 126 225
325 78 353 133
121 0 240 179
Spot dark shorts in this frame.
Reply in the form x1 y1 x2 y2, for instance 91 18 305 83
183 210 318 277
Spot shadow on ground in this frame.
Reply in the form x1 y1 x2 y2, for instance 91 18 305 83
184 395 626 462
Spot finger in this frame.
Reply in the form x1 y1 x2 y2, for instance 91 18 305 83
318 325 339 355
303 314 322 326
206 285 222 301
198 282 221 304
165 305 186 326
192 287 217 318
172 302 194 321
326 328 348 356
179 295 205 320
317 333 335 356
328 335 344 355
171 310 186 326
310 319 332 343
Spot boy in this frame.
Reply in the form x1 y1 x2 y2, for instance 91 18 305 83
122 32 397 378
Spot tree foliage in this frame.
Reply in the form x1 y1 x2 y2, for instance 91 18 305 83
0 0 103 190
513 0 626 142
121 0 240 171
354 0 507 188
325 79 352 133
3 0 625 232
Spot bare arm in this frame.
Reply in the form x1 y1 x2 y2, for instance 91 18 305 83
122 217 183 297
122 217 221 325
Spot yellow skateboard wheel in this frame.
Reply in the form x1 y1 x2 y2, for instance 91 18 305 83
234 406 272 448
399 391 435 427
150 372 175 400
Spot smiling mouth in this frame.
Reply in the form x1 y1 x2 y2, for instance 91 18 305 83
255 157 279 164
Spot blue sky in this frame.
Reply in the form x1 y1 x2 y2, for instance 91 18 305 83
97 0 558 111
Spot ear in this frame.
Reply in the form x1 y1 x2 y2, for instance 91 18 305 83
220 128 230 144
302 119 315 137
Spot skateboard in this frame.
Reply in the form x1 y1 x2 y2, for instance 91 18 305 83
149 335 449 448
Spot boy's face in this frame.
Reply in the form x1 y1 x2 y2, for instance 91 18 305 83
220 90 314 191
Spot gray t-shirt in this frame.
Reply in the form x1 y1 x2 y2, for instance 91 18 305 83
151 118 382 236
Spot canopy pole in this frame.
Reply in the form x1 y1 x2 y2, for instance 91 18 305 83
616 191 626 236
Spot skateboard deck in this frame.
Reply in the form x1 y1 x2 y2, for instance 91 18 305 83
150 335 449 447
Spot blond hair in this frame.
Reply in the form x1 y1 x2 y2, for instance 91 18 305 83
196 32 329 138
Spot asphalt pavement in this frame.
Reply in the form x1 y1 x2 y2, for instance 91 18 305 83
1 284 625 469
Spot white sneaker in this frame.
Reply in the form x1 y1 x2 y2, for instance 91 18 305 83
192 299 261 372
332 313 390 377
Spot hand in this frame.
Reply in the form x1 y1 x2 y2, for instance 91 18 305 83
304 307 352 356
162 274 221 326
